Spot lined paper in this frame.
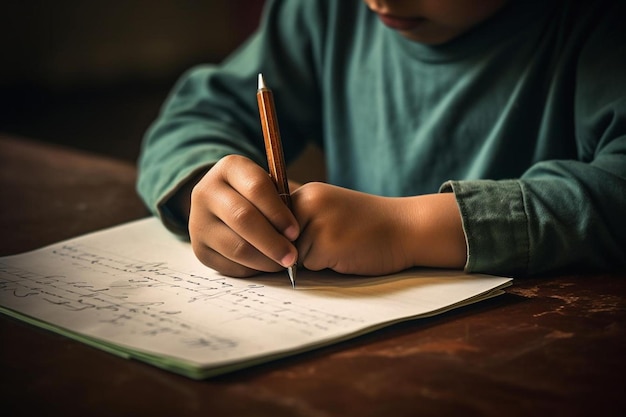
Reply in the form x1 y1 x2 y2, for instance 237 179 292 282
0 218 511 378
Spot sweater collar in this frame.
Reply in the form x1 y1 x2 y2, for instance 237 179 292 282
382 0 557 63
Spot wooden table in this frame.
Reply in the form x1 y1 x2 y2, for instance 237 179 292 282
1 134 624 417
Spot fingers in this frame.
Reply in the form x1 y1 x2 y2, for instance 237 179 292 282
290 182 334 271
190 220 283 277
189 155 299 276
203 183 298 268
290 182 411 275
220 164 299 242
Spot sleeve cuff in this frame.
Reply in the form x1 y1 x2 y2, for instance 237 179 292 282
440 180 530 276
155 164 212 237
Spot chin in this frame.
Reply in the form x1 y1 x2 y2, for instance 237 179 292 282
399 29 462 45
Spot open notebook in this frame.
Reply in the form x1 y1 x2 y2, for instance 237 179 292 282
0 217 511 379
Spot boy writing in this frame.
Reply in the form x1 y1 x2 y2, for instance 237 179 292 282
138 0 626 278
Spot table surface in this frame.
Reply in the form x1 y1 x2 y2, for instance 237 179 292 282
1 134 625 417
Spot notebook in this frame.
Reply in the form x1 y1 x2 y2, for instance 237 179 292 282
0 217 511 379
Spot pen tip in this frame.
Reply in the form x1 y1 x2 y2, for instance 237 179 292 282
288 265 296 289
258 73 265 90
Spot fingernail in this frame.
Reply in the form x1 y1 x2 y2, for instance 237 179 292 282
283 224 299 241
281 251 297 268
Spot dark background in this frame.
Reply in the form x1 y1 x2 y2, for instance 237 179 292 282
0 0 265 162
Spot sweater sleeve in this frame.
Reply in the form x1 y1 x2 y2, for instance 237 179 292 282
442 3 626 276
136 0 323 235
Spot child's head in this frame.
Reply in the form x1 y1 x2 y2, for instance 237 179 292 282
362 0 509 44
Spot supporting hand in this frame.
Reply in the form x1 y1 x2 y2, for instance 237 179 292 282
291 183 467 275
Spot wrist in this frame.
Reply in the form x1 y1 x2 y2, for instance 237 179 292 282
399 193 467 269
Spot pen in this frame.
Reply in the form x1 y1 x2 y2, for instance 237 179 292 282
256 73 297 288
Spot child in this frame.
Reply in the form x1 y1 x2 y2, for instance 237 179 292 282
137 0 626 278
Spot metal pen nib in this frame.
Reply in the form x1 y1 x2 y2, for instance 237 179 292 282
287 265 296 289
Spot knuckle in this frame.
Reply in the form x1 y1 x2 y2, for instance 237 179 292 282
210 155 247 185
191 174 220 202
191 240 218 268
190 238 257 278
217 154 242 168
229 204 257 228
242 175 272 200
230 237 255 261
295 182 329 208
190 180 209 200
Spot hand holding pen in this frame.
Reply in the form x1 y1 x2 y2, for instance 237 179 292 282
184 73 465 281
185 74 300 280
186 153 300 280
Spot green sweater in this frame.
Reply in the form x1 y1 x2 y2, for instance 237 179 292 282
137 0 626 276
